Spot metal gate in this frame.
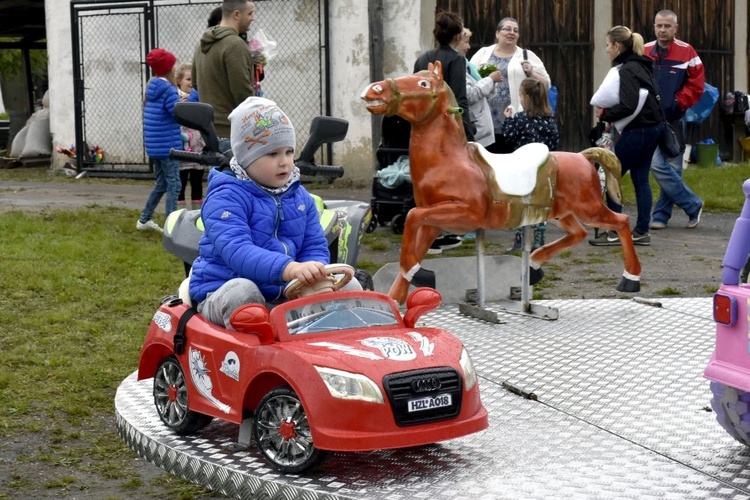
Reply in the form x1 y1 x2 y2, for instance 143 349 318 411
70 0 330 177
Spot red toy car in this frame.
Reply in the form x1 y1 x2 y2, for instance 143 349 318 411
137 268 488 473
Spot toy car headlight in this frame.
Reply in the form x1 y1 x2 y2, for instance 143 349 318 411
314 366 384 403
460 348 477 390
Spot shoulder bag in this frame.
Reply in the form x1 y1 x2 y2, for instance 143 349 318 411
659 121 682 158
650 73 683 158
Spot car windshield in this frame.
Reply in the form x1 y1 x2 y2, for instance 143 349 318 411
285 297 399 334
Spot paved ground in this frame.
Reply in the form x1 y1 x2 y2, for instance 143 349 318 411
0 177 735 299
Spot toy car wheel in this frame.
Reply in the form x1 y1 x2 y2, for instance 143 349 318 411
253 387 327 473
710 381 750 445
391 213 405 234
366 216 378 233
153 357 213 434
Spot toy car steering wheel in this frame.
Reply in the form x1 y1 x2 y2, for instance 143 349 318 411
283 264 355 299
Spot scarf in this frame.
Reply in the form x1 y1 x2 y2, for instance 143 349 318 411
228 156 300 195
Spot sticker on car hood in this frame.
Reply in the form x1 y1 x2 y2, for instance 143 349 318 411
407 332 434 357
309 342 383 360
361 337 416 361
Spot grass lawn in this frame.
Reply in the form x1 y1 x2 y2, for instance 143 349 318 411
0 206 213 498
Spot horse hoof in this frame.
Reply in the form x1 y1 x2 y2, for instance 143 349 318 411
529 267 544 285
412 268 436 289
616 277 640 293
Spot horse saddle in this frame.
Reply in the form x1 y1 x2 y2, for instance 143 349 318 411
474 143 550 196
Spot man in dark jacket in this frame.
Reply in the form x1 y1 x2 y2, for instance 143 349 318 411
193 0 256 142
645 9 705 230
589 26 663 247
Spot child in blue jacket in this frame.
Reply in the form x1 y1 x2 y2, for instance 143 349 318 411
190 97 359 328
137 48 197 232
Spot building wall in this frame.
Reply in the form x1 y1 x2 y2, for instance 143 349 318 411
329 0 435 181
44 0 748 177
46 0 75 168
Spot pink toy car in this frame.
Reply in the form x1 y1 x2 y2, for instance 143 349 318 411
705 179 750 443
138 278 488 473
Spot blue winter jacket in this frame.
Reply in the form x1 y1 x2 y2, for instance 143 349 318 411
189 168 330 303
143 78 197 158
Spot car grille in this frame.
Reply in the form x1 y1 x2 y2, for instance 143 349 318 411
383 367 463 426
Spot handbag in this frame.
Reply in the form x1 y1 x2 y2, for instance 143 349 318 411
659 121 682 158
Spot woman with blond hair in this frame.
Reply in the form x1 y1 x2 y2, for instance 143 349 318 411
589 26 664 247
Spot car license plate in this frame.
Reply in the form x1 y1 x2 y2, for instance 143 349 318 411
408 393 452 412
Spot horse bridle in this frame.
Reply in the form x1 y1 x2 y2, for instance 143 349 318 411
382 75 442 119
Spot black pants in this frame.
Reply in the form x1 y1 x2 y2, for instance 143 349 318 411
485 133 515 154
179 169 204 202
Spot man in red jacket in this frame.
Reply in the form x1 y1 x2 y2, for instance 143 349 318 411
645 9 705 230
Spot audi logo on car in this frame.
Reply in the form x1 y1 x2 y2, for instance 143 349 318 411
412 377 442 393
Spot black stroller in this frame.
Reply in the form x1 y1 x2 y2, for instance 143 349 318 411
368 115 415 234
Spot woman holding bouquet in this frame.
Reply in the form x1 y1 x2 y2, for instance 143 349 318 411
469 18 550 153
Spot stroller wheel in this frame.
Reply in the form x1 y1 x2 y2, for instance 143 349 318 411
391 214 406 234
366 216 378 233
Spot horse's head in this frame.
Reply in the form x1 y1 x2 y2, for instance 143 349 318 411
361 61 451 123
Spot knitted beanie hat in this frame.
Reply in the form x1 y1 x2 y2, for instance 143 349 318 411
229 97 296 168
146 48 177 77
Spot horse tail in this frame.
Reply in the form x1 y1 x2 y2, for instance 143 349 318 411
580 147 622 205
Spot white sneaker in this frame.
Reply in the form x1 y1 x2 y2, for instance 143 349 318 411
136 219 163 233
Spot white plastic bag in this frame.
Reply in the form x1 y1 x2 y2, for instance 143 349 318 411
249 29 278 62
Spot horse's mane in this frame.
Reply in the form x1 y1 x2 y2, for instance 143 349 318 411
415 68 462 130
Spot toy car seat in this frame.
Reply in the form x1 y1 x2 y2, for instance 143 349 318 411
178 275 192 307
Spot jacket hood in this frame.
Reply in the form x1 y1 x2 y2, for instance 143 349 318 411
146 77 173 101
200 26 240 53
614 50 652 70
206 167 301 198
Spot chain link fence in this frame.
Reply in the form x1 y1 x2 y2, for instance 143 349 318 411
71 0 328 176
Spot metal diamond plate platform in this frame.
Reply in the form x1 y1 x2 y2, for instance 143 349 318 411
116 298 750 499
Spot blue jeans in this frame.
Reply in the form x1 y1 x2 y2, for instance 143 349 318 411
139 157 181 223
606 124 662 235
650 144 703 225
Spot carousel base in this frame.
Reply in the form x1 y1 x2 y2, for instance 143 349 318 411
115 297 750 499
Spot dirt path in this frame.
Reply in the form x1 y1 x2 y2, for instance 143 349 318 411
0 178 735 299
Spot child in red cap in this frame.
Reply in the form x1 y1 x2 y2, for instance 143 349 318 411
137 48 197 232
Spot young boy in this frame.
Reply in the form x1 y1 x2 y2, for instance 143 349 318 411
137 48 196 232
189 97 354 328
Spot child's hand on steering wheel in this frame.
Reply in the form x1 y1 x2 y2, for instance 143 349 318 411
282 261 328 286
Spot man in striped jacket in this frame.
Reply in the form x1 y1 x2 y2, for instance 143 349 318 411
645 9 705 230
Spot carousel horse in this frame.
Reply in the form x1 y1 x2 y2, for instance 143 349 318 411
361 61 641 305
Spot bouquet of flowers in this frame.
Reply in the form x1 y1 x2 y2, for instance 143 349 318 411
478 63 497 78
248 29 278 68
247 29 278 97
